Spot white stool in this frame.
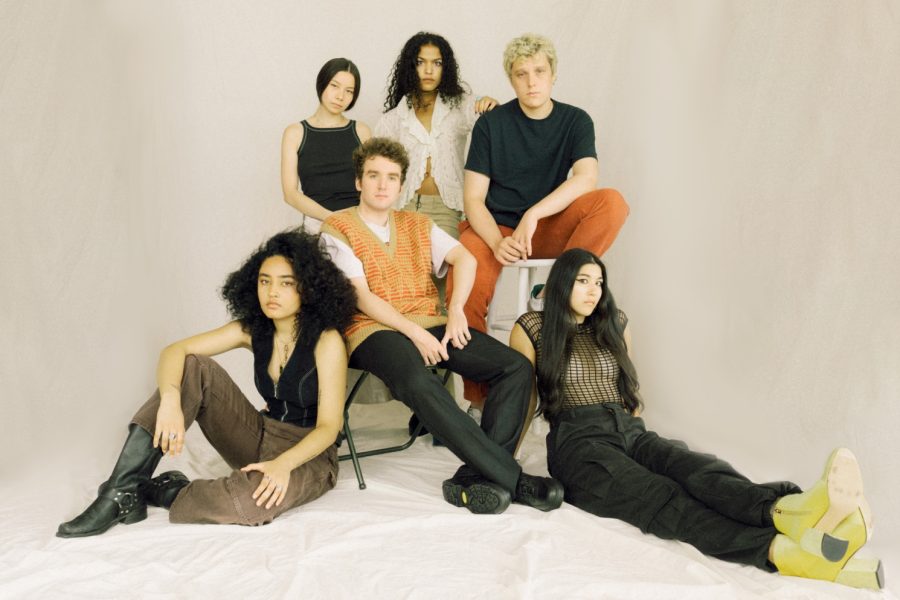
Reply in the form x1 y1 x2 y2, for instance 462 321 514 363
486 258 556 331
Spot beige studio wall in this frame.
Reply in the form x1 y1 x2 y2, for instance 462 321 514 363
1 0 898 566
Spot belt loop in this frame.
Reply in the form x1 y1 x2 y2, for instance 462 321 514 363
605 403 625 432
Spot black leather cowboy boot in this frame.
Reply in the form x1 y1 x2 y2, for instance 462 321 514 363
140 471 190 509
57 424 162 538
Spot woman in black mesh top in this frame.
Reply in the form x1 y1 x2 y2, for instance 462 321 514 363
509 248 881 589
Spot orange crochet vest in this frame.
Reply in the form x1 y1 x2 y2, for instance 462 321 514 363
322 208 446 352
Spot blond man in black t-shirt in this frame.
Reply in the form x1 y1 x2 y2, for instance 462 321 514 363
447 33 630 408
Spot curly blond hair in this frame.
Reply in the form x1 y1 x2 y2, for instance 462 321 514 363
503 33 557 76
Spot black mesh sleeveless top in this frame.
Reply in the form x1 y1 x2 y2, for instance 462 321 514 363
297 120 361 212
516 310 627 408
251 327 319 427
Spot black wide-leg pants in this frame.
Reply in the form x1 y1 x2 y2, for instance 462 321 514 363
547 403 801 570
350 326 531 492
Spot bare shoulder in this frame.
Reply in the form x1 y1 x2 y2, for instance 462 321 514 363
509 322 536 362
355 120 372 142
218 320 253 348
315 328 347 355
282 122 304 146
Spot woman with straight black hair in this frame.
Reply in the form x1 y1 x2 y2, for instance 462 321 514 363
58 230 356 536
509 248 882 589
282 58 371 232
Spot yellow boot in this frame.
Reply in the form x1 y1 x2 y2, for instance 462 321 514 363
772 448 873 561
771 527 883 590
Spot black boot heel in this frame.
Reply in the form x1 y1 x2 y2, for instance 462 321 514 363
121 506 148 524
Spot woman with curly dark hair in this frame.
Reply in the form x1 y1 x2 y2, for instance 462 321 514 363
376 32 496 246
375 33 500 422
509 248 882 589
58 230 357 537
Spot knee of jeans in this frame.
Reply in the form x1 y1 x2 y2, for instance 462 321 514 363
226 470 277 527
185 354 228 384
183 353 215 375
183 353 201 370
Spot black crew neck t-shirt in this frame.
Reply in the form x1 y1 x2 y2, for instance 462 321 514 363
465 99 596 228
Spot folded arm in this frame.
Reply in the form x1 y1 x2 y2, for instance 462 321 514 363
441 244 476 350
463 169 527 265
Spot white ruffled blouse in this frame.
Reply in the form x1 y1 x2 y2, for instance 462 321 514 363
374 93 480 212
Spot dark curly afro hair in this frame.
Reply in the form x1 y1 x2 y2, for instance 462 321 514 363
383 31 468 112
221 229 356 348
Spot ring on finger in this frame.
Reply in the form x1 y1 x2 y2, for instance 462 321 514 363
275 485 283 491
169 433 177 440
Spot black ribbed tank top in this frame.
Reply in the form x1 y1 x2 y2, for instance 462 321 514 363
297 120 361 211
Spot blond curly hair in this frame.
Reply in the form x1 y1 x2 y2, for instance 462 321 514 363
502 33 558 77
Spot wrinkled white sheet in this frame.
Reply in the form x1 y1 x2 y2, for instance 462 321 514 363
1 401 892 600
2 4 898 596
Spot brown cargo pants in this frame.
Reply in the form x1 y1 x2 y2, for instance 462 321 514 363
132 354 338 526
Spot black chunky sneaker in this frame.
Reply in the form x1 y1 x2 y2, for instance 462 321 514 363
442 477 511 514
514 473 564 512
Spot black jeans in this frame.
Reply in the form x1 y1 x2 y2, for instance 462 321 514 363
547 403 801 570
350 326 531 492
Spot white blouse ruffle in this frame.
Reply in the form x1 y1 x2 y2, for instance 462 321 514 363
374 93 479 212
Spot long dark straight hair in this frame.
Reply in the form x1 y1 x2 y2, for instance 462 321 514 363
537 249 642 418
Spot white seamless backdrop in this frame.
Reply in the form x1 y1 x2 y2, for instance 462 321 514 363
1 0 898 590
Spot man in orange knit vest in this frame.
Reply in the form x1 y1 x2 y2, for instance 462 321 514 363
321 137 563 514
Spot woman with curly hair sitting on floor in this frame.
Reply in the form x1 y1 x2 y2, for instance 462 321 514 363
58 230 356 536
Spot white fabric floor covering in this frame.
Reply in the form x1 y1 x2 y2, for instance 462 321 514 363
1 400 894 600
